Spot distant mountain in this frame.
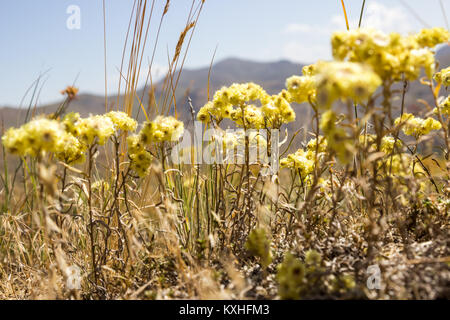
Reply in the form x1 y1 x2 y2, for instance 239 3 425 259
0 58 304 129
1 45 449 130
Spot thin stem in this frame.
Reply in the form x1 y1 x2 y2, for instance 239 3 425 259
358 0 366 28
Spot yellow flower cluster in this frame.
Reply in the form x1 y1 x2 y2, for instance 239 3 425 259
319 110 353 164
280 148 315 178
302 62 320 77
197 83 267 123
434 95 450 115
332 28 448 81
105 111 137 132
126 134 144 154
2 118 66 157
62 112 81 135
414 27 450 48
394 113 442 137
434 67 450 87
75 115 116 146
62 112 136 148
379 153 413 176
407 48 436 79
56 132 86 164
139 116 184 143
198 82 296 128
280 136 327 178
380 136 400 154
359 134 402 154
1 116 87 164
220 82 266 106
306 135 328 154
285 74 316 104
125 116 183 177
260 90 296 126
261 90 295 128
1 109 183 174
126 135 152 177
315 61 381 108
130 149 152 177
196 101 214 123
230 105 265 129
62 111 135 161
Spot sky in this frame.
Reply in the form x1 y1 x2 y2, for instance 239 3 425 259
0 0 449 106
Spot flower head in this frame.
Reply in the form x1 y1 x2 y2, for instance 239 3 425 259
2 118 67 157
56 132 86 164
140 116 184 143
105 111 137 132
415 27 449 48
434 67 450 86
394 113 442 137
76 115 116 145
285 75 316 104
315 61 381 108
331 28 442 81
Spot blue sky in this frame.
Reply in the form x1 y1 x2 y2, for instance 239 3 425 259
0 0 448 106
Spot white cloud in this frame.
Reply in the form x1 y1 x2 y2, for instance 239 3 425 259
362 2 413 34
283 23 314 34
282 41 331 64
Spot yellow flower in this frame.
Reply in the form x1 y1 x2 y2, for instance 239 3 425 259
130 150 152 177
302 62 321 77
285 75 316 104
320 110 353 164
105 111 137 132
261 93 296 126
380 153 412 176
280 148 315 178
199 83 268 124
394 113 442 137
434 95 450 115
408 48 435 79
56 132 86 164
315 61 381 108
331 28 442 81
231 105 265 129
197 101 215 123
2 127 28 156
415 27 449 48
2 118 68 157
380 136 402 154
306 136 327 154
76 115 116 146
434 67 450 86
140 116 184 143
62 112 81 135
127 134 144 154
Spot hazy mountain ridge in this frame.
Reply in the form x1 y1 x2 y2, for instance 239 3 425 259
0 58 304 129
